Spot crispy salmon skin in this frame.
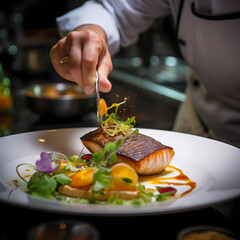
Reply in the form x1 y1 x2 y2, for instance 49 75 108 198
81 128 174 175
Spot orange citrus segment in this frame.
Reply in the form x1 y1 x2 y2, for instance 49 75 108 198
70 168 94 187
99 98 108 117
109 163 138 191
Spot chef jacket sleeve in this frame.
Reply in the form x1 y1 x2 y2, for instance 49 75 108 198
56 0 170 56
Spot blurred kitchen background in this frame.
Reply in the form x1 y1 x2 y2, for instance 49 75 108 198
0 0 189 137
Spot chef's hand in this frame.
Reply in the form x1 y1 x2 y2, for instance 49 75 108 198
50 24 112 95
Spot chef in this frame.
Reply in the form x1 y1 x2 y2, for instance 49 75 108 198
50 0 240 148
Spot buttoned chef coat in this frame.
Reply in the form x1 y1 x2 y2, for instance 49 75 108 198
56 0 240 148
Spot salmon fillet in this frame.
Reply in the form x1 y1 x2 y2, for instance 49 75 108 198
81 128 174 175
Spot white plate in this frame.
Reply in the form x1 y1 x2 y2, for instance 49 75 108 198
0 128 240 216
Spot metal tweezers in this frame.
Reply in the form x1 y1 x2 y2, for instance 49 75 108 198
95 71 101 126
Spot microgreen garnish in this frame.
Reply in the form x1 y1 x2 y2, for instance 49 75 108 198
52 173 72 185
92 167 112 196
122 178 133 183
82 138 124 168
27 172 72 198
104 138 123 167
54 152 79 173
27 172 57 198
100 98 138 137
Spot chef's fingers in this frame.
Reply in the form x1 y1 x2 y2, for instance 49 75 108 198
97 50 112 93
50 29 113 94
66 32 84 89
81 31 102 95
50 37 73 81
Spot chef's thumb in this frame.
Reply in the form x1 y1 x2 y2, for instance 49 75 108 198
97 59 112 93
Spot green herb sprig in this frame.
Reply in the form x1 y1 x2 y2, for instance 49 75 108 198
27 172 72 198
100 97 139 136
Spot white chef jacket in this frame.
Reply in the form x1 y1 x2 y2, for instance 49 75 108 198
56 0 240 147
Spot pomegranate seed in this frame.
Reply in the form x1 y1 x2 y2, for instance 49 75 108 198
157 187 177 196
81 154 92 161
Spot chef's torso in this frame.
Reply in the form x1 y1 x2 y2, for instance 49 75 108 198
177 0 240 145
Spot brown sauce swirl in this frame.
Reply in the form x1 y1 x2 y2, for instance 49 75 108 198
139 165 196 198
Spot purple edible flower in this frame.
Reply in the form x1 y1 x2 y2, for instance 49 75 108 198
36 152 59 173
157 186 177 196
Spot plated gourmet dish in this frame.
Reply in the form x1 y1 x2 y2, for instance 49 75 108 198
16 98 196 205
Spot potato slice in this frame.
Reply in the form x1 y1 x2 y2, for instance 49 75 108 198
59 185 139 200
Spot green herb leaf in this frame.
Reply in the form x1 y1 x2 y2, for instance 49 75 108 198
92 167 112 194
104 142 115 153
124 117 136 128
27 172 42 189
30 191 55 199
115 137 124 149
122 178 133 183
137 184 153 203
104 138 123 167
92 152 103 161
115 198 125 205
53 152 79 173
52 190 67 201
130 198 144 205
28 173 57 196
52 173 72 185
68 198 90 204
156 191 174 202
104 141 117 166
69 155 80 163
